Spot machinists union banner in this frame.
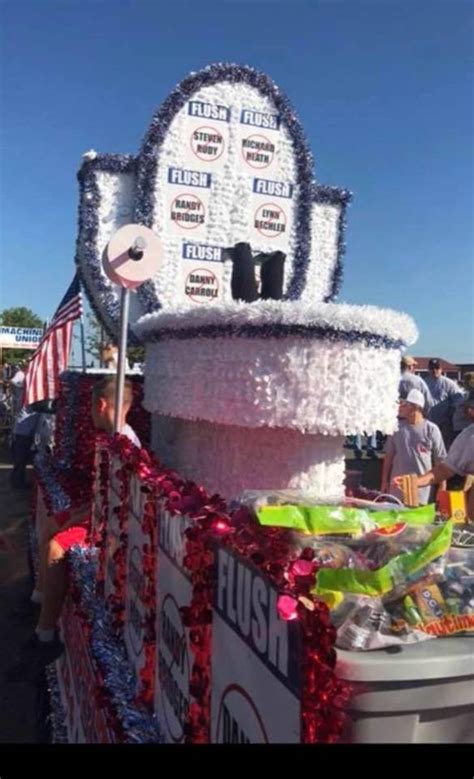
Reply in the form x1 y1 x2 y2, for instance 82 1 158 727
0 326 44 349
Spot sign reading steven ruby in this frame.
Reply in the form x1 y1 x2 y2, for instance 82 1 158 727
155 504 194 743
184 101 230 171
211 547 301 743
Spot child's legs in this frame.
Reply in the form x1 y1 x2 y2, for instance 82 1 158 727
36 539 68 632
36 514 61 595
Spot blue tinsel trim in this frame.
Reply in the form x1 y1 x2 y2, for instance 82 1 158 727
34 452 71 513
68 546 163 743
55 371 81 471
134 62 315 312
141 321 406 350
75 154 140 344
313 185 353 302
44 665 69 744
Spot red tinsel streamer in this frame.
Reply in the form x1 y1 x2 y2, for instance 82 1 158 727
136 496 159 710
104 436 160 708
104 459 131 635
41 369 352 743
107 434 352 743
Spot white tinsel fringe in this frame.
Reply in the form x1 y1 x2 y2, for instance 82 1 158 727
135 298 418 346
144 336 403 435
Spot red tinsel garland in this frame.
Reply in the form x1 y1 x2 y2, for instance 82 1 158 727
219 507 353 743
138 492 159 709
41 364 352 744
107 435 351 743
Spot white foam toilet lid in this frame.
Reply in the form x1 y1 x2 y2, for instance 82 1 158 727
336 637 474 682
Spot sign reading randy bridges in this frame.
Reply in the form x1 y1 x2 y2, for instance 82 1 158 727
155 503 194 743
0 326 43 350
211 547 301 743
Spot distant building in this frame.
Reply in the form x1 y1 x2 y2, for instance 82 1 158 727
414 357 460 382
457 362 474 379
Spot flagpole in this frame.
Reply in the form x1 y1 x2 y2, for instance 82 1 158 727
114 287 130 434
80 316 87 372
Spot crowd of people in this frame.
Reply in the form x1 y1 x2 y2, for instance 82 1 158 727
1 360 56 488
382 356 474 512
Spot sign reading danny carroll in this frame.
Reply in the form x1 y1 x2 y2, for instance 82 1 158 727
0 326 43 349
211 547 301 743
155 504 193 743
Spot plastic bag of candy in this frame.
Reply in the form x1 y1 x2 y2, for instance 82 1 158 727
311 522 465 650
250 495 436 538
334 597 432 650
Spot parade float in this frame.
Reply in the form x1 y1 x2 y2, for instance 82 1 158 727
34 64 474 744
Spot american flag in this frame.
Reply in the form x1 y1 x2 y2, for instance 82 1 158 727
24 275 83 405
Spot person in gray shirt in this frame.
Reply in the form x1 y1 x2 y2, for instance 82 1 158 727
425 358 464 403
425 358 463 433
399 356 433 412
394 391 474 520
381 388 446 504
451 372 474 441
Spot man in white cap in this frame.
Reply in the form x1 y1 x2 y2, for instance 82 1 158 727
399 356 433 412
381 388 446 505
395 390 474 519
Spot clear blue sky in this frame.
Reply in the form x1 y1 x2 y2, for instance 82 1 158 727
1 0 473 361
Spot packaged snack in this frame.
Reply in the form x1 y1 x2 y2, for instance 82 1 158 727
403 595 422 625
255 502 436 538
437 491 467 524
399 474 419 507
313 522 452 598
335 598 430 651
412 583 447 622
290 538 366 570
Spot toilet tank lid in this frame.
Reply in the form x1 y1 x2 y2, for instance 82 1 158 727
336 638 474 682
